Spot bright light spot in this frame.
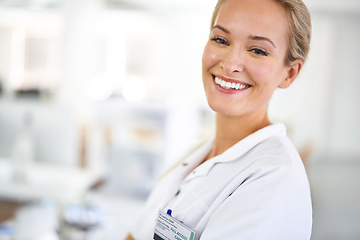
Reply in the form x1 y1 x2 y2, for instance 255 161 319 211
122 76 147 103
87 79 112 101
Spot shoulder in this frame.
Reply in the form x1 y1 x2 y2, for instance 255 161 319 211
201 135 312 239
247 131 303 172
231 132 311 207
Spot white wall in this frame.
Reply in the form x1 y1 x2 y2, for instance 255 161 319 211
327 15 360 156
270 10 360 158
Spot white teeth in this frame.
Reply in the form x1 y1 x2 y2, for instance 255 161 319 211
214 77 249 90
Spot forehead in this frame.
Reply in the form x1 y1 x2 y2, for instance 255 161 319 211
214 0 290 45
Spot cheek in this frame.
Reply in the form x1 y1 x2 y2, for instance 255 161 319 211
202 43 218 70
248 61 284 87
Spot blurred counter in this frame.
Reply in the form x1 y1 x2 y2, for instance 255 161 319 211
0 157 100 203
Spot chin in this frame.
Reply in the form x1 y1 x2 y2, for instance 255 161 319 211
207 100 240 117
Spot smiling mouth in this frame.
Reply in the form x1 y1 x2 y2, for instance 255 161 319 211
214 76 251 90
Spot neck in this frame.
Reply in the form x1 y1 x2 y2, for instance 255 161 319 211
207 111 271 160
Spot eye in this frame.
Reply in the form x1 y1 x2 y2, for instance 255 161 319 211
249 48 268 56
211 37 229 46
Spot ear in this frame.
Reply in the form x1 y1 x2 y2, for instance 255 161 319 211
278 59 303 89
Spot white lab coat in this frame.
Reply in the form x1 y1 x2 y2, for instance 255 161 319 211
130 123 312 240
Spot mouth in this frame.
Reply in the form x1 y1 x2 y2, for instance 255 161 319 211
213 76 252 90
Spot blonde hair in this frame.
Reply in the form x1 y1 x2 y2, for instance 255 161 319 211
210 0 311 64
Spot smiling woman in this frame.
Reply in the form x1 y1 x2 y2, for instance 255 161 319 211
126 0 312 239
201 0 306 149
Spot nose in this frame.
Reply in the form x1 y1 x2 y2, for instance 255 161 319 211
220 48 245 73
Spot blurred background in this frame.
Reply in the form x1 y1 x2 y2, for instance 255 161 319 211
0 0 359 239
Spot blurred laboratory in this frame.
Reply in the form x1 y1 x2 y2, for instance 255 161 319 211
0 0 359 239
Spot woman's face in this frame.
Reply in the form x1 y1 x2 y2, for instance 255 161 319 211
202 0 301 118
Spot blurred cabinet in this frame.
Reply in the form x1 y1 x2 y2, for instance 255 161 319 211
0 100 79 166
93 99 214 198
94 100 170 197
0 9 62 96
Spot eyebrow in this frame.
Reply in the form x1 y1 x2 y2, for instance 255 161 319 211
212 25 230 34
249 35 277 48
212 25 277 48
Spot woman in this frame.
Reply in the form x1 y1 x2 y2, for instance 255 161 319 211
126 0 312 239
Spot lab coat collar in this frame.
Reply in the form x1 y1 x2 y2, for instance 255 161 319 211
184 123 287 182
180 137 214 173
215 123 286 163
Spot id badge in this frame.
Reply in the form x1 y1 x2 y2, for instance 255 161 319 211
154 210 195 240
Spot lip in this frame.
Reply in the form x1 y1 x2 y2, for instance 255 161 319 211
212 75 252 94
